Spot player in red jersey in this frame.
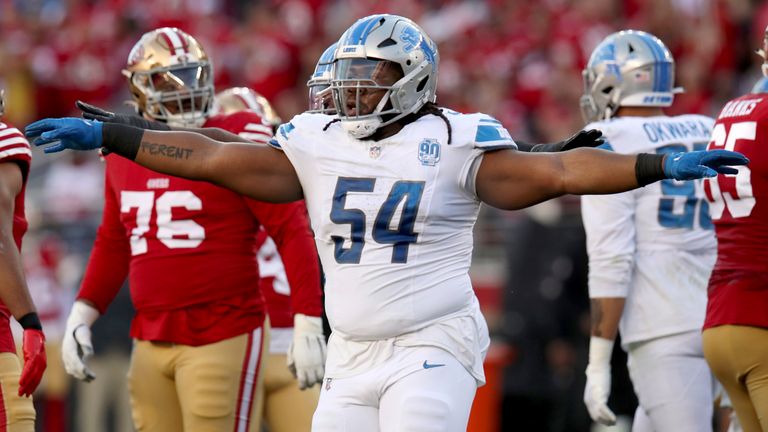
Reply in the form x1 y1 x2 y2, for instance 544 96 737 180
215 86 320 431
702 26 768 432
58 29 324 432
0 90 47 430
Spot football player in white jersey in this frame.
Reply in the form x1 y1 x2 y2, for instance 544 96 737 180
579 30 719 431
26 15 747 432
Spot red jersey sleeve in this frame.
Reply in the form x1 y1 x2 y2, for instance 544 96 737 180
0 122 31 249
0 122 31 180
77 157 131 314
247 199 323 318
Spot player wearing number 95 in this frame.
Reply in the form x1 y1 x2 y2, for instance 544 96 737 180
579 30 720 431
25 15 748 432
54 28 325 432
701 25 768 432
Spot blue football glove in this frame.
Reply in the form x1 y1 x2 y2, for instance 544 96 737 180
25 118 103 153
663 149 749 180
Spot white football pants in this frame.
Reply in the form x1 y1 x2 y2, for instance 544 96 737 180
627 330 717 432
311 345 477 432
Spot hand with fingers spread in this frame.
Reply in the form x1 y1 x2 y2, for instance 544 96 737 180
25 118 103 153
287 314 326 390
663 149 749 180
528 129 605 152
559 129 606 151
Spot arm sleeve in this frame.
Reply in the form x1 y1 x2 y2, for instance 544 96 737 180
77 162 131 314
246 199 323 318
581 190 637 299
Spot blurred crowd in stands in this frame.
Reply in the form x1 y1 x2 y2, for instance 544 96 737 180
1 0 765 430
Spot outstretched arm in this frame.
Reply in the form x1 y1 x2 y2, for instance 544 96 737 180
26 119 303 203
477 148 640 209
133 129 302 203
476 147 746 210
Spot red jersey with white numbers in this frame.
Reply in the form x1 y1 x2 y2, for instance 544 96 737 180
78 111 322 345
703 94 768 329
0 122 31 352
256 227 294 328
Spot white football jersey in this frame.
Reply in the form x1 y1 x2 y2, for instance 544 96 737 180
271 111 514 382
581 115 717 346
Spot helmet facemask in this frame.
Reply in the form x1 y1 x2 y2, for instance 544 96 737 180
580 66 623 123
307 83 335 114
130 63 213 128
331 58 413 139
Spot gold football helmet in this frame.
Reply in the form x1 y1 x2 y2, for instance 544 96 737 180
123 27 214 127
214 87 281 127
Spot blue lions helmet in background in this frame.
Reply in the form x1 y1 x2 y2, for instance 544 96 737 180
580 30 682 123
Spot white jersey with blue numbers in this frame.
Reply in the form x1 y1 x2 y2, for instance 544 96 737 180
271 110 515 383
581 115 717 346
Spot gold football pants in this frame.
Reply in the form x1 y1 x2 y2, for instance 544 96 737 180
127 328 267 432
0 353 35 431
704 325 768 432
259 352 319 432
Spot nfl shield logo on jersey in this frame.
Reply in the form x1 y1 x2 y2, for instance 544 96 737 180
368 143 382 159
418 138 441 166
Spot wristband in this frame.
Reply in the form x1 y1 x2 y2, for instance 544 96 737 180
102 123 144 161
635 153 666 186
18 313 42 331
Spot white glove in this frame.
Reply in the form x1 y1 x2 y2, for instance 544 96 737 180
287 314 326 390
62 301 99 382
584 336 617 425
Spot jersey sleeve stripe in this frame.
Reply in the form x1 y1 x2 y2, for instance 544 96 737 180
477 144 517 151
0 137 31 150
0 128 22 139
238 132 272 143
244 123 273 134
475 124 513 144
268 139 283 150
478 118 502 125
0 147 32 160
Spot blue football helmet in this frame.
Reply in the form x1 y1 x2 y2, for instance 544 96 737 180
580 30 682 123
307 43 337 114
331 14 439 139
